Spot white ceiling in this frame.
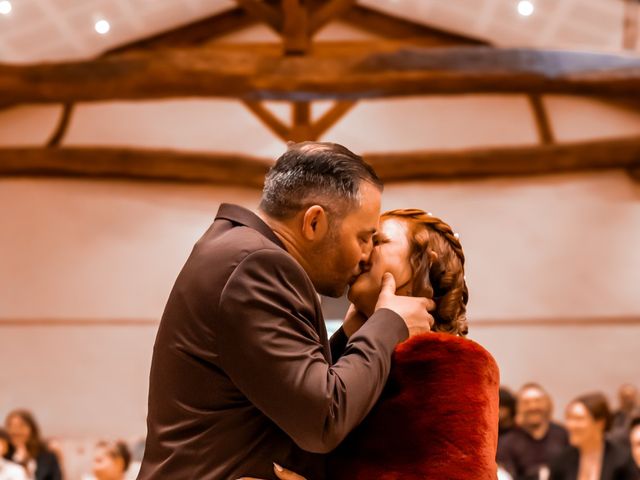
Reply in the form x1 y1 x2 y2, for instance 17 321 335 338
0 0 636 64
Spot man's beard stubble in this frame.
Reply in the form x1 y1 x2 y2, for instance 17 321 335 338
310 230 351 298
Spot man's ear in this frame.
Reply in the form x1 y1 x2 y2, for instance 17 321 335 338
301 205 329 241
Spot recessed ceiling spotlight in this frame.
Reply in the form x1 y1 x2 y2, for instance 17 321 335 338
94 19 110 35
517 0 534 16
0 1 12 15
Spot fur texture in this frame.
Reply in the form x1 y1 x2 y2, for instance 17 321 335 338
329 333 500 479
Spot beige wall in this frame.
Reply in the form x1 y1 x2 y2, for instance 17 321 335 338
0 171 638 442
1 20 640 449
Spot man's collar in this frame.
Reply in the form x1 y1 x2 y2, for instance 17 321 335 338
215 203 286 250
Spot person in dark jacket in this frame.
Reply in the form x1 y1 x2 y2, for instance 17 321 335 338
549 392 639 480
4 410 62 480
498 383 569 480
137 142 434 480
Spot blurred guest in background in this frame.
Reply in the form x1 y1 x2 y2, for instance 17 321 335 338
498 383 569 480
613 385 639 429
549 392 639 480
610 384 640 447
4 410 62 480
500 387 518 438
0 429 27 480
629 417 640 472
89 441 130 480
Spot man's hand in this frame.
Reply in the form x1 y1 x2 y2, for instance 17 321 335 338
375 272 435 337
238 462 306 480
342 304 368 338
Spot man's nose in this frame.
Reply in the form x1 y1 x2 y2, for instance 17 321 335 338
360 244 373 266
360 244 376 271
359 260 371 274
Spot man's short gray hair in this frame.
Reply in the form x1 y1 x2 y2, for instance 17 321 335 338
259 142 383 221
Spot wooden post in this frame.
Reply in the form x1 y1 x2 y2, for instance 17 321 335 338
282 0 310 54
46 103 74 148
243 101 290 141
290 101 313 141
623 0 640 50
528 95 554 145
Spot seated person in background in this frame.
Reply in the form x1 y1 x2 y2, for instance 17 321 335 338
87 441 131 480
613 385 639 430
500 387 518 438
498 383 569 480
630 417 640 473
4 410 62 480
610 384 640 448
549 392 639 480
0 429 27 480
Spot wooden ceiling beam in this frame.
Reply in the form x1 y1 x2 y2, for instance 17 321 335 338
311 100 357 138
243 99 356 141
1 137 638 185
310 0 357 35
103 8 256 55
46 103 74 148
364 137 640 181
290 101 312 141
340 5 488 46
2 44 640 103
243 100 290 141
235 0 283 33
282 0 310 54
528 95 554 145
0 147 272 188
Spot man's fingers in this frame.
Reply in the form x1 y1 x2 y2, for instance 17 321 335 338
424 298 436 312
426 312 435 328
380 272 396 295
274 463 307 480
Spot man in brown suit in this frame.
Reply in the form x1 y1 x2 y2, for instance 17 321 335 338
137 142 433 480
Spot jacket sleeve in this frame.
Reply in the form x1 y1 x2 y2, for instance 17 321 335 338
217 248 408 454
329 326 348 364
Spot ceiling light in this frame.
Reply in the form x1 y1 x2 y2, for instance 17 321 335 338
517 0 534 16
0 1 12 15
94 19 110 35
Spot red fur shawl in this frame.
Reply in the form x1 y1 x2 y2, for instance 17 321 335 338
329 333 500 480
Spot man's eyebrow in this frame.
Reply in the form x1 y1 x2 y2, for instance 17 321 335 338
360 228 377 235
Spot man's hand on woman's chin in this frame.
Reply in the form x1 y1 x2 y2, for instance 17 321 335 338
238 462 307 480
342 304 368 338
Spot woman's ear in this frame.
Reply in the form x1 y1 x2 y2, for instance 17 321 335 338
429 250 439 263
301 205 329 241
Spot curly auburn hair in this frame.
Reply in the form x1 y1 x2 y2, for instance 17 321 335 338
381 209 469 336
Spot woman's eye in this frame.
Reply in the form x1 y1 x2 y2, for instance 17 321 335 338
373 235 389 246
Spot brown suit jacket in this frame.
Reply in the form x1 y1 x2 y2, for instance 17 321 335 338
137 204 408 480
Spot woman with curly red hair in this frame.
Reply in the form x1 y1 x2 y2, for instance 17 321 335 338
346 208 469 337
